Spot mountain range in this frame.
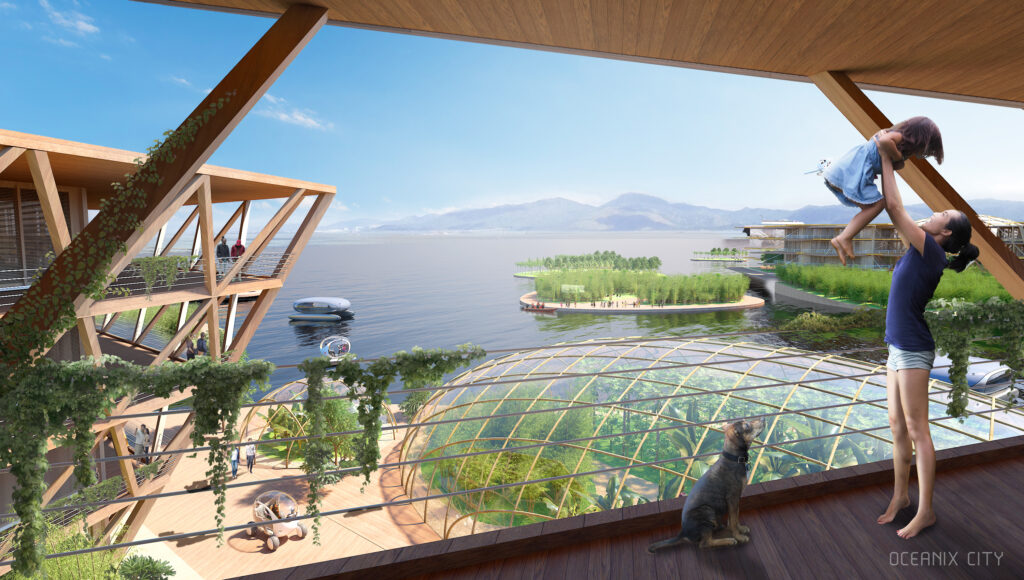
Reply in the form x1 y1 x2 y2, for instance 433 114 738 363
321 193 1024 232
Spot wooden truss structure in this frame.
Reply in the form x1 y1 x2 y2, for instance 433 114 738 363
0 4 330 549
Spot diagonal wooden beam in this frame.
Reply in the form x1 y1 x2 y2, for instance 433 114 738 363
153 299 213 364
162 206 200 255
215 189 305 294
249 192 305 260
26 150 72 255
41 431 105 506
277 192 334 280
226 287 279 362
0 146 25 174
27 149 103 358
196 177 218 295
214 201 246 247
812 70 1024 299
1 4 328 368
75 174 208 318
110 426 140 497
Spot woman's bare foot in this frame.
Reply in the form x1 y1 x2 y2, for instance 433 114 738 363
876 496 910 524
897 510 936 539
830 238 850 266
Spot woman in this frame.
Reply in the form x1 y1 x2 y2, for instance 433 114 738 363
875 153 978 539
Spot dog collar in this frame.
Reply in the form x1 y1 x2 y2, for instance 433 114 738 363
721 451 749 465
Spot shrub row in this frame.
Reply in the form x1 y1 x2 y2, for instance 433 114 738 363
535 270 749 305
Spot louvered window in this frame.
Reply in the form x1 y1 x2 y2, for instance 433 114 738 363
0 187 72 286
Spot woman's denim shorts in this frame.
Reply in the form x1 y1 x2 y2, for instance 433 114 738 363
886 344 935 371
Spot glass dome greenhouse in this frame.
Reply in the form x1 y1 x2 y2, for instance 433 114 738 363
398 337 1024 539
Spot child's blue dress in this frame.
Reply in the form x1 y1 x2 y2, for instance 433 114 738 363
822 138 883 208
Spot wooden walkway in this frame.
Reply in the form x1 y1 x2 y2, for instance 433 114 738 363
139 434 439 579
252 436 1024 580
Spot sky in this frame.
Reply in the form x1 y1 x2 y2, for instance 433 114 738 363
1 0 1023 228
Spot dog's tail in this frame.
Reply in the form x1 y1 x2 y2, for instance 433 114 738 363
647 532 688 553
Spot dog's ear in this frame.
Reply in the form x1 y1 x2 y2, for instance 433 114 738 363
708 421 731 434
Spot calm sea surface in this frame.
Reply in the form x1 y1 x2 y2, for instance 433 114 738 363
238 232 801 389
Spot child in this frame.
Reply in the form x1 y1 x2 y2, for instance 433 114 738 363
822 116 944 265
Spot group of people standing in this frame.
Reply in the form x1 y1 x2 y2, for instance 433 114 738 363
216 236 247 281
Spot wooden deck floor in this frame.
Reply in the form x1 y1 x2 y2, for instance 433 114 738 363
413 455 1024 580
257 435 1024 580
140 433 439 579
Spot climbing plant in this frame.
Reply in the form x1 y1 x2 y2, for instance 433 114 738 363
0 94 232 374
147 356 274 542
326 344 486 486
297 358 332 544
132 255 195 295
0 355 272 575
0 94 255 576
294 343 486 541
926 298 1024 419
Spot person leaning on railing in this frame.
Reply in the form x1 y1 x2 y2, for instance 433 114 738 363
216 237 231 280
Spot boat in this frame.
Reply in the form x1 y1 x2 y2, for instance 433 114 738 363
289 297 351 321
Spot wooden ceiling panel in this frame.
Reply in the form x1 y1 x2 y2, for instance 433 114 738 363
149 0 1024 105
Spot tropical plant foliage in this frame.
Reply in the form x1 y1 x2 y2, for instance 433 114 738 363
534 270 749 305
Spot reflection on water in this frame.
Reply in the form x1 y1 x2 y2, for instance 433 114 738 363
288 318 352 349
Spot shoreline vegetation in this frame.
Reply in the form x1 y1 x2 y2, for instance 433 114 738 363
775 263 1011 306
534 270 749 305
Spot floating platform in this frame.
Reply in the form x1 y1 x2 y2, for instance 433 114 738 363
289 313 343 322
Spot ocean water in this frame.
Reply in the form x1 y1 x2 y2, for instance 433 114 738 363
240 232 786 387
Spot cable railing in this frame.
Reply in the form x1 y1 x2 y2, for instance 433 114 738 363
1 396 1021 566
2 333 1023 565
0 252 296 310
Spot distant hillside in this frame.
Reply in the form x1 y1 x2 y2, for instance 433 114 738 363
321 194 1024 232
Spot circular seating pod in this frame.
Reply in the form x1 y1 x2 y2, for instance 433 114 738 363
397 337 1024 540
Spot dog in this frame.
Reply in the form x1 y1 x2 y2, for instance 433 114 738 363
648 417 765 552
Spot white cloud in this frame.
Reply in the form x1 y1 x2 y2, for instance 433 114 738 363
42 36 77 48
264 94 285 105
169 76 192 88
99 53 111 61
0 2 17 10
256 107 334 131
39 0 98 35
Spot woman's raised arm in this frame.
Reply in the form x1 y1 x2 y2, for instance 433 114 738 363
880 153 927 255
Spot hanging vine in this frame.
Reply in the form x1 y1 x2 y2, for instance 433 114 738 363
0 94 263 576
926 297 1024 419
297 358 332 544
147 357 274 541
133 256 194 295
295 344 485 539
0 94 232 375
325 344 486 489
